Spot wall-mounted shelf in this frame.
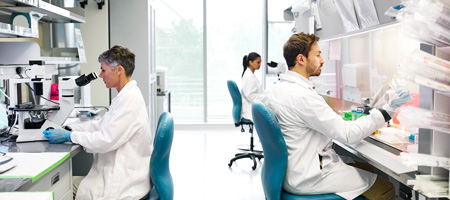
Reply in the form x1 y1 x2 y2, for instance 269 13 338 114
42 56 82 65
319 21 401 42
0 0 85 23
0 24 37 38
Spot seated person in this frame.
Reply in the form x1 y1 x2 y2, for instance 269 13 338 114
265 32 411 200
241 52 266 120
44 45 153 200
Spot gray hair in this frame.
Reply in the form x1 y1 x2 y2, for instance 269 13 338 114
98 45 135 76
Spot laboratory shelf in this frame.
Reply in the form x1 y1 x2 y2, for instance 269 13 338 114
0 27 37 38
0 0 85 23
319 21 401 42
437 91 450 98
41 56 82 65
438 46 450 55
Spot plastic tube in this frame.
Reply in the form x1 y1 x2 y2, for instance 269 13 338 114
393 0 450 47
397 106 450 133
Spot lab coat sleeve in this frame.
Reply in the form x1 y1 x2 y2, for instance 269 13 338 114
69 117 103 132
296 94 385 145
70 98 145 153
241 77 266 103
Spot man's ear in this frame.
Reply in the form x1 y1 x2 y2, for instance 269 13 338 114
296 54 305 66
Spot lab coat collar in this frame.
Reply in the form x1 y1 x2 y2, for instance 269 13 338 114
116 80 137 98
280 71 315 90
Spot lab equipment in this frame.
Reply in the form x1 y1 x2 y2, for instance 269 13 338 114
40 73 97 131
310 0 322 31
15 72 97 142
397 106 450 133
391 0 450 47
156 66 168 93
267 61 287 76
407 175 449 198
43 128 71 144
373 127 410 145
343 110 367 121
0 105 8 129
10 11 44 38
7 77 45 110
0 154 16 173
355 110 362 119
398 49 450 92
353 0 379 29
7 64 58 141
399 152 450 169
334 0 359 32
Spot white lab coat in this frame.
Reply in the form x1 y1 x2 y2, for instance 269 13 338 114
70 80 153 200
241 69 266 120
266 71 386 200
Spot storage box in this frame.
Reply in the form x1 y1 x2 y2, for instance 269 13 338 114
10 11 44 37
342 63 370 89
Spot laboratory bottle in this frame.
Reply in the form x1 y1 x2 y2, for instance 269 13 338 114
351 110 357 121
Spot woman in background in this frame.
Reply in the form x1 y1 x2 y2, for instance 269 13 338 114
241 52 264 120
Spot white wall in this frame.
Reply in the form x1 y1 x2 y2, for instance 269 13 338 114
80 1 109 107
109 0 157 131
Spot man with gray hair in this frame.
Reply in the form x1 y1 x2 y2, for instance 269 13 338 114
44 45 153 199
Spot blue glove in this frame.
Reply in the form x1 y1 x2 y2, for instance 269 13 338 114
43 128 72 144
382 87 412 117
389 88 412 109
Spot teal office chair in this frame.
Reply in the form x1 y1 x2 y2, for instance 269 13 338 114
252 100 365 200
149 112 174 200
227 80 263 170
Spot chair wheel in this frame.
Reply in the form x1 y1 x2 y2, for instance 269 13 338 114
252 166 256 170
228 163 232 167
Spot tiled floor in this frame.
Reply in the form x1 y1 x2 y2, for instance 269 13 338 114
171 125 265 200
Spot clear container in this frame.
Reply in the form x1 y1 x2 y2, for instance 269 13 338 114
356 110 362 119
351 110 357 121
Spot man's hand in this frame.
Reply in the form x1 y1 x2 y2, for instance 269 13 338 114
382 88 412 117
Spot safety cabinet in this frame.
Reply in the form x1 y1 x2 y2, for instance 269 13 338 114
281 0 449 198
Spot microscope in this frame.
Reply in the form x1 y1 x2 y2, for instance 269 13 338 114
12 72 97 142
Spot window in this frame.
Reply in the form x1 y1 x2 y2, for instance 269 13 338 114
155 0 204 122
156 0 263 122
206 0 263 121
266 0 294 89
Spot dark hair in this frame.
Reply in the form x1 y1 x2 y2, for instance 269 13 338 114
98 45 135 77
242 52 261 77
283 33 319 69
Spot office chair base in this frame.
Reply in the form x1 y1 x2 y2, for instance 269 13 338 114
238 148 263 154
228 152 264 170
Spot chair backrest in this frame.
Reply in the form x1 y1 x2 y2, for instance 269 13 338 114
150 112 174 200
227 80 242 125
252 100 288 200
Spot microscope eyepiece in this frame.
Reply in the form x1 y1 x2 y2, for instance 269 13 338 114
75 72 98 87
86 72 98 81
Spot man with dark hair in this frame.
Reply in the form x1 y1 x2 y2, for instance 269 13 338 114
44 45 152 199
265 32 411 199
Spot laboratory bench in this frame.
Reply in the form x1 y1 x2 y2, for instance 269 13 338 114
333 136 422 199
0 109 103 199
0 137 82 200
